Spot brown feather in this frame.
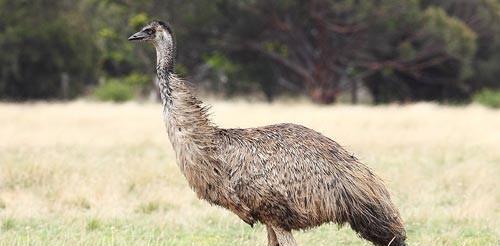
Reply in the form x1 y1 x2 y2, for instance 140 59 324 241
131 21 406 246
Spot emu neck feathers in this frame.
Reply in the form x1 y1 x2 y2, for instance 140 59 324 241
154 38 216 167
153 33 224 201
157 74 216 141
153 32 210 131
154 31 175 77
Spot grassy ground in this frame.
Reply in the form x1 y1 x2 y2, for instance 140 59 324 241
0 101 499 245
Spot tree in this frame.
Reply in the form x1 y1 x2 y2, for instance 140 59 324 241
206 0 477 103
0 0 98 99
363 6 477 103
425 0 500 91
0 0 497 103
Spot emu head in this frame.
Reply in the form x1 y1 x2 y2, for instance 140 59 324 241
128 20 173 45
129 20 175 73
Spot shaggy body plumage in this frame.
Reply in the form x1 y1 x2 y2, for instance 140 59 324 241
129 21 406 246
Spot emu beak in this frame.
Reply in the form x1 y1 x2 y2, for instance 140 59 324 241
128 31 147 41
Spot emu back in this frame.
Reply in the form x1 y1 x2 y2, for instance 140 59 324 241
217 124 406 245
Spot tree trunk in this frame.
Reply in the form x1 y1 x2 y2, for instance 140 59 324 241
351 79 358 104
60 73 69 100
309 87 336 104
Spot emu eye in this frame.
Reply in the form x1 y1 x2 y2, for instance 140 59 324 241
145 28 154 35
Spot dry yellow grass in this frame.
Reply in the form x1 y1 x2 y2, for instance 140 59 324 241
0 101 499 245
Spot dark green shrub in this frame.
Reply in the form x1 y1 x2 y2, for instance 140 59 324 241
93 80 134 102
93 73 151 102
122 73 150 88
473 89 500 108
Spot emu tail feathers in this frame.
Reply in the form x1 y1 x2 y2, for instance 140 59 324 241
337 169 406 246
347 201 406 246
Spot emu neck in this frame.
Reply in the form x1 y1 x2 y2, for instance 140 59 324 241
154 41 217 170
154 40 174 81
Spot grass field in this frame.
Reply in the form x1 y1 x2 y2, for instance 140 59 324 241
0 101 499 245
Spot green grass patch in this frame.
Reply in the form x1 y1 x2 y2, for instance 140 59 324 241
86 219 101 232
136 201 160 214
1 218 16 231
0 217 498 245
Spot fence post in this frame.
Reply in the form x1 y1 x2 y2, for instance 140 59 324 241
60 72 69 100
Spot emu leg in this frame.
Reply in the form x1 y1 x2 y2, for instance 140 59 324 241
272 226 297 246
266 225 279 246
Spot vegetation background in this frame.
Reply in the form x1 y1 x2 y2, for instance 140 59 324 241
1 0 500 245
1 0 500 105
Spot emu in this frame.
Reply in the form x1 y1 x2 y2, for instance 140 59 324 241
129 21 406 246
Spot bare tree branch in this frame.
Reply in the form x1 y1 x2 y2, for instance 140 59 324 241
245 42 315 85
